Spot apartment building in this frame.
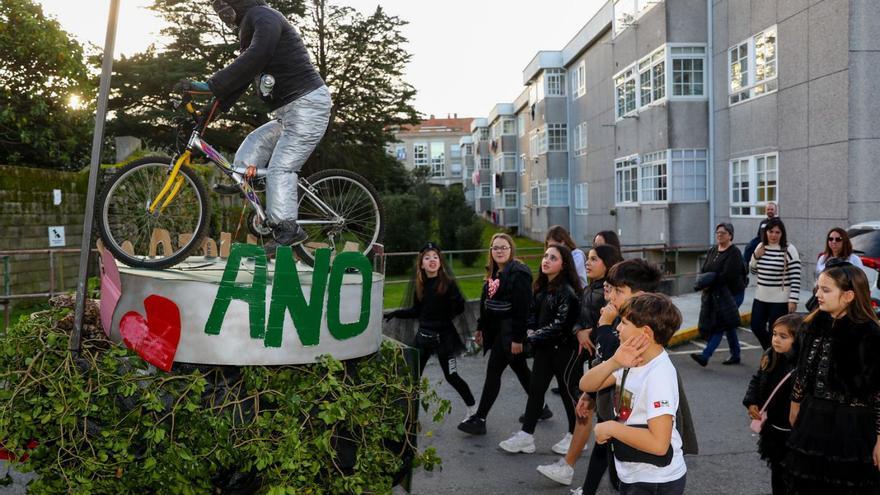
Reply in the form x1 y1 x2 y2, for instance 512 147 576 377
386 116 473 187
460 0 879 276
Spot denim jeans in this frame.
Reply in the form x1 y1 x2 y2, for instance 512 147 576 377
619 474 686 495
701 291 744 361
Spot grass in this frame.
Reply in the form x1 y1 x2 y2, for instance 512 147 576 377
382 222 545 309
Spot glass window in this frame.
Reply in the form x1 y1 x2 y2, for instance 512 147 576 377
545 68 566 97
673 57 704 96
502 189 518 208
548 178 569 207
730 153 778 216
518 114 526 137
479 156 491 169
729 26 778 105
574 122 588 156
547 124 568 152
413 143 428 168
430 142 445 177
480 183 491 198
615 157 639 204
575 182 589 215
538 180 549 206
615 68 637 118
494 153 517 172
572 61 586 99
640 151 668 202
670 149 708 201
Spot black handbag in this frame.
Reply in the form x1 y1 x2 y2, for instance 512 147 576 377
610 369 674 467
414 328 441 350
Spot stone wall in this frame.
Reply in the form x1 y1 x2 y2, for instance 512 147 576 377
0 165 90 298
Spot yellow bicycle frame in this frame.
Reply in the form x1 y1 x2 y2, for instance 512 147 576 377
148 151 191 214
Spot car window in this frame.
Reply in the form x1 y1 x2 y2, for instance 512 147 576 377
851 230 880 259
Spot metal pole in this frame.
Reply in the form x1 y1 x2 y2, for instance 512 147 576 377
72 0 121 353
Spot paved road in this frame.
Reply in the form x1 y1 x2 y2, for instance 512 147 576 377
407 329 772 495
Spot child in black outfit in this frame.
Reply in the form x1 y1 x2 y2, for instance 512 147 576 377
743 313 802 495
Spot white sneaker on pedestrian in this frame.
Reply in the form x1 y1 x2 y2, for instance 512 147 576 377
552 432 573 455
570 488 583 495
536 458 574 485
499 431 536 453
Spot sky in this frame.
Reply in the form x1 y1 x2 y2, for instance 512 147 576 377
35 0 606 119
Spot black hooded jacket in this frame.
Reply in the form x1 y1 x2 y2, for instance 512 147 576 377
477 260 533 353
208 0 325 111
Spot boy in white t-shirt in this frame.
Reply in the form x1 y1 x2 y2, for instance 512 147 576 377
579 293 686 495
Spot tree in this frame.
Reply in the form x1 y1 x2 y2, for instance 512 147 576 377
0 0 93 168
106 0 418 192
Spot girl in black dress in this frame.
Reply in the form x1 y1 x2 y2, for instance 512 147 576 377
743 313 803 495
385 242 476 419
787 263 880 494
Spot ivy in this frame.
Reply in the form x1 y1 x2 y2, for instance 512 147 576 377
0 309 447 493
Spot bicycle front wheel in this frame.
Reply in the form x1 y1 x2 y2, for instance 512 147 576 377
294 169 384 267
97 157 210 270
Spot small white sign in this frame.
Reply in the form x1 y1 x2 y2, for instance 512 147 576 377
48 226 65 247
53 189 62 205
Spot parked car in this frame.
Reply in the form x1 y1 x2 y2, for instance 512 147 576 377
848 222 880 316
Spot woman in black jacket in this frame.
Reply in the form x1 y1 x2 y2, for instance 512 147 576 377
691 222 746 367
458 233 542 435
499 244 581 454
385 242 476 418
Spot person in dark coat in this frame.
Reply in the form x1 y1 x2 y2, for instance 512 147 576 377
385 242 476 419
691 222 745 367
179 0 332 252
458 233 549 435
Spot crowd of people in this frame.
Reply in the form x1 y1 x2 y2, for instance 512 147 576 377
384 203 880 495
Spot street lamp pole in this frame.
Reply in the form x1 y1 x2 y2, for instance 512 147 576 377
71 0 121 354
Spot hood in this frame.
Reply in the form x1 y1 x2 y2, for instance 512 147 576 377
227 0 267 24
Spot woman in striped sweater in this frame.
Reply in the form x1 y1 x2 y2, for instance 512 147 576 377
749 217 801 349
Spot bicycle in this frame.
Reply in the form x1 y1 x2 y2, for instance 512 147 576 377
97 91 384 270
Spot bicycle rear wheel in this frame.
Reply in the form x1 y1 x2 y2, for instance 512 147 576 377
97 157 210 270
293 169 384 267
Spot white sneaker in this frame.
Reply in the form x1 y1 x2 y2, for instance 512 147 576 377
536 458 574 485
499 431 536 453
552 432 574 455
570 488 583 495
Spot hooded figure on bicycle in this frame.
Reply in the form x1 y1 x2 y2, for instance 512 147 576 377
180 0 332 253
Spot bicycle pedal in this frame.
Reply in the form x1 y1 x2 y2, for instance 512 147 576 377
212 183 243 196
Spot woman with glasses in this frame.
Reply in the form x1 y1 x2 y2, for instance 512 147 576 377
749 218 802 350
459 233 549 435
691 223 747 366
816 228 864 276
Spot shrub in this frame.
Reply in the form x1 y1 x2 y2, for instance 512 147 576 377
0 309 447 494
382 194 431 275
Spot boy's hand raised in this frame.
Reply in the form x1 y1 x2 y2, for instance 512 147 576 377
598 303 619 326
612 334 650 368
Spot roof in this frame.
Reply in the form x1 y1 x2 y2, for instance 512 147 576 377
396 117 475 134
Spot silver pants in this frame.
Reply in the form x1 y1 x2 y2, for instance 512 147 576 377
233 85 332 224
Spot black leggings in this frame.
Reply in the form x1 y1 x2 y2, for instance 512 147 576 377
582 437 620 494
474 337 532 419
522 344 577 435
750 300 789 350
419 347 475 406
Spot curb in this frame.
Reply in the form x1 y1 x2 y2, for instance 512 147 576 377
668 312 753 347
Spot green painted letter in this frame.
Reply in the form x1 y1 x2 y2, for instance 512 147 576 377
204 243 267 338
326 252 372 340
265 247 331 348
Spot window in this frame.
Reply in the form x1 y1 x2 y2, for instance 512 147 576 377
729 26 777 105
518 114 526 137
450 144 461 159
615 68 637 118
574 122 588 156
575 183 589 215
614 0 661 36
495 153 517 172
615 157 639 205
519 153 527 176
637 48 665 106
530 127 547 157
548 178 569 207
473 128 489 142
572 61 586 99
480 156 491 170
545 68 566 97
430 142 445 177
462 143 473 155
502 189 518 208
671 46 706 96
640 150 668 202
547 124 567 152
730 153 778 216
450 163 462 176
538 180 549 206
480 183 492 198
413 143 428 168
670 149 708 201
531 181 539 206
521 192 529 215
490 117 515 139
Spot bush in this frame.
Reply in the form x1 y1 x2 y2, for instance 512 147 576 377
0 310 447 494
382 194 431 275
455 220 484 267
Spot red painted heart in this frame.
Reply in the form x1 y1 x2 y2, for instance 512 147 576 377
120 295 181 372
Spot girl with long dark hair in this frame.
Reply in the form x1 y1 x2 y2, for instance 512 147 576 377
384 242 476 419
499 244 581 454
749 217 802 349
459 233 546 435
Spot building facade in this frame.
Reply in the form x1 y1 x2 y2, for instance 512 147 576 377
458 0 878 276
387 116 474 187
